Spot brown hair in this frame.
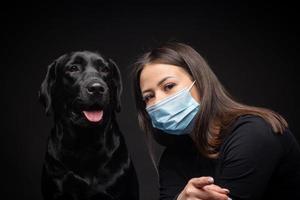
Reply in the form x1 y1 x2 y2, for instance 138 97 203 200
131 42 288 158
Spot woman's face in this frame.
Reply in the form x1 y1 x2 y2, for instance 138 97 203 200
139 63 201 107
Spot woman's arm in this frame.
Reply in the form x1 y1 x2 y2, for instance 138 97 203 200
158 148 229 200
215 116 286 199
158 148 187 200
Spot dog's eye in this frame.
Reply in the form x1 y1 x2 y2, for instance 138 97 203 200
68 65 80 72
100 66 109 73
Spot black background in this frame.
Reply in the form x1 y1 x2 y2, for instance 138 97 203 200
1 2 298 200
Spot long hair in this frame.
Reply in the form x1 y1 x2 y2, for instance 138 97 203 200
131 42 288 158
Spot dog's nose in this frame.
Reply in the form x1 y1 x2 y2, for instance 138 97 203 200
87 83 105 95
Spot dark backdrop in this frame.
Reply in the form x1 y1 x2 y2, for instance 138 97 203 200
1 2 298 200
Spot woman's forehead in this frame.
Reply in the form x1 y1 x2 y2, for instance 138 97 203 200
140 64 189 81
140 63 190 85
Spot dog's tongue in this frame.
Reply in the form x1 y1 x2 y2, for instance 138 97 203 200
83 110 103 122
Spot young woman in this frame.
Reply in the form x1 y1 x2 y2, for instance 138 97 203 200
131 42 300 200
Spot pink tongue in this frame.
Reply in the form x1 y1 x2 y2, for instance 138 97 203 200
83 110 103 122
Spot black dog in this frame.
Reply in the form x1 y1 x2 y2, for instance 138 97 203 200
38 51 139 200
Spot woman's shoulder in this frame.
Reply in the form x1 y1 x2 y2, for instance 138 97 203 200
228 114 296 140
221 114 298 155
226 114 280 139
229 114 272 133
220 115 281 153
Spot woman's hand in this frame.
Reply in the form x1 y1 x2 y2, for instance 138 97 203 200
177 177 230 200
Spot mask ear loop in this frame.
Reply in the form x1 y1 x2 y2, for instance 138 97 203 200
188 80 196 91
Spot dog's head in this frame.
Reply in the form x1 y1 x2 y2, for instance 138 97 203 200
38 51 122 127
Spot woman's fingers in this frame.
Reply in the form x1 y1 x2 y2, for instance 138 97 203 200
177 177 214 200
199 189 230 200
191 177 230 195
177 177 230 200
182 186 229 200
203 184 230 194
190 176 214 188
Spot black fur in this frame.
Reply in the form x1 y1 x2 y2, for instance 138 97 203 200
38 51 139 200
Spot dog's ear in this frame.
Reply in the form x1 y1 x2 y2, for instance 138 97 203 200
38 60 58 115
108 58 122 113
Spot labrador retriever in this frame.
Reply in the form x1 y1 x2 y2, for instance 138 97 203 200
38 51 139 200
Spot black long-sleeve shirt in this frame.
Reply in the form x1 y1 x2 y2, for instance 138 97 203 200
157 115 300 200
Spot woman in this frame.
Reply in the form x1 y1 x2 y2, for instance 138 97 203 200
131 42 300 200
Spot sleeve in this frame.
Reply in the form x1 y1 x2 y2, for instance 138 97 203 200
215 117 283 200
158 148 187 200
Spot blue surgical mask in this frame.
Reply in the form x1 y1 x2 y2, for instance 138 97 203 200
146 81 200 135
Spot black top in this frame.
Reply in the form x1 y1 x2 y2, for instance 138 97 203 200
157 115 300 200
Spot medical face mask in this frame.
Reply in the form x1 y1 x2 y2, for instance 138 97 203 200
146 81 200 135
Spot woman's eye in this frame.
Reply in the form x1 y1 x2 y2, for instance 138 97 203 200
164 83 176 91
68 65 80 72
143 94 153 103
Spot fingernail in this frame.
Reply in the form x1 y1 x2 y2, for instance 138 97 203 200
228 198 232 200
208 177 214 183
223 189 230 193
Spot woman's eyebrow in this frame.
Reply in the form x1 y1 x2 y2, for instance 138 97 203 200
141 76 176 94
